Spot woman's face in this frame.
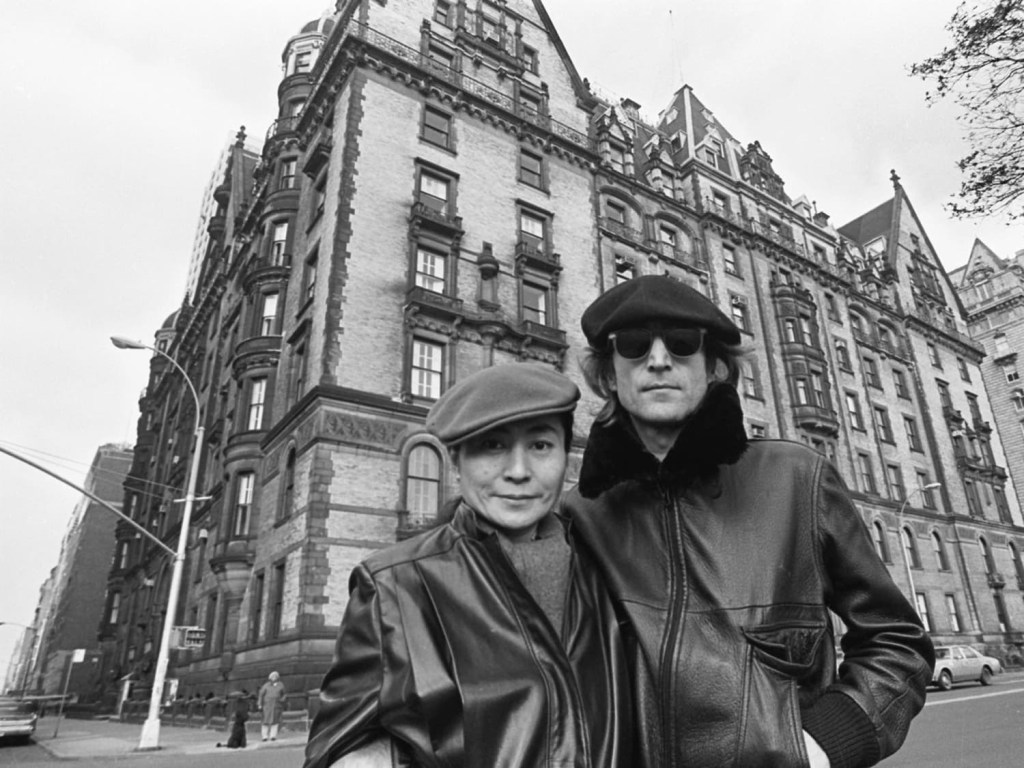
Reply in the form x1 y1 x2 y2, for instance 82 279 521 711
453 415 567 541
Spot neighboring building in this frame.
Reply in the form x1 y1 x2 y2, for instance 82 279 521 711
952 242 1024 603
105 0 1024 707
25 445 133 702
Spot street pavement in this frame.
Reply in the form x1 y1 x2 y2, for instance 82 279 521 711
27 714 306 761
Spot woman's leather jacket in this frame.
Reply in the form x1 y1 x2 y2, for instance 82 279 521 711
565 383 934 768
304 502 633 768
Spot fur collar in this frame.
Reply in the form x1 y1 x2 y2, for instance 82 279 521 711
577 381 749 498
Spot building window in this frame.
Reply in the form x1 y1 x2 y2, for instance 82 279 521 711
749 423 767 438
1011 389 1024 411
280 158 297 190
887 463 906 501
945 594 962 633
406 444 442 519
857 452 876 494
928 342 941 367
903 527 921 568
903 416 922 451
835 340 852 371
964 480 982 516
422 106 453 150
292 49 312 74
1011 542 1024 587
519 148 544 189
233 472 254 538
659 226 678 258
117 540 129 570
415 246 447 294
247 377 267 431
250 571 265 643
994 592 1012 632
915 593 932 632
204 594 218 653
280 448 296 521
723 246 739 276
607 144 626 173
957 357 971 382
290 342 307 405
784 318 798 343
730 296 750 333
893 369 909 398
873 406 894 443
872 521 890 562
522 44 539 73
800 317 815 347
303 250 318 303
936 379 952 409
427 42 454 70
795 378 810 405
846 392 864 430
606 201 627 226
1006 364 1021 384
433 0 452 26
521 280 549 325
271 221 289 265
519 209 548 251
932 532 950 571
916 471 937 508
863 357 881 388
313 173 327 220
418 169 451 213
107 592 121 625
269 560 285 639
614 255 634 284
994 487 1011 523
742 359 762 399
810 372 827 407
260 292 280 336
411 339 444 400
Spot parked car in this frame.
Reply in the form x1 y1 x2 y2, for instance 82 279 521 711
931 645 1003 691
0 697 38 742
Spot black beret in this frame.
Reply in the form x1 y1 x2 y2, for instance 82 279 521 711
426 363 580 446
581 274 741 348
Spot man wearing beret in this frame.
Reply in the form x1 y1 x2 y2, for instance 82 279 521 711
305 364 633 768
565 274 933 768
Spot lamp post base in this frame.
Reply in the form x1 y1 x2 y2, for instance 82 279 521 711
137 717 163 751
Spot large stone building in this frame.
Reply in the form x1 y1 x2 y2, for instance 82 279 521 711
104 0 1024 706
952 243 1024 604
16 444 134 702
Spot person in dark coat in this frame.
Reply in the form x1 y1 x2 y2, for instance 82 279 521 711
566 275 935 768
304 364 633 768
226 690 250 749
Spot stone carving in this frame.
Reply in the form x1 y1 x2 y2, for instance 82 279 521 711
322 412 408 449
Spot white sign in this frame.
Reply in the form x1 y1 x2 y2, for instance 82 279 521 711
71 648 86 663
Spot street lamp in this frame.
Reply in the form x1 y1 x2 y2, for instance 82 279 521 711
111 336 205 751
897 482 942 606
0 621 36 698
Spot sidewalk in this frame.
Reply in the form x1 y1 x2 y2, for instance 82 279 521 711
33 715 306 760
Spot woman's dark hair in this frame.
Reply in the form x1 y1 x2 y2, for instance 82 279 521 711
579 334 747 424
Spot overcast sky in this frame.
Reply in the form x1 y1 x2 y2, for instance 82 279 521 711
2 0 1020 680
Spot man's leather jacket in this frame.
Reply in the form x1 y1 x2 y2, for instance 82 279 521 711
304 503 633 768
565 383 934 768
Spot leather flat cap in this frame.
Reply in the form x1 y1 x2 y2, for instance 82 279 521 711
426 363 580 446
582 274 741 348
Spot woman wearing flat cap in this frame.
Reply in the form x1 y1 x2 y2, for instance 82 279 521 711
304 363 633 768
566 275 933 768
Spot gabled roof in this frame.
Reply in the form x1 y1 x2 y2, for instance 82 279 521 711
838 199 895 245
530 0 591 102
958 239 1005 285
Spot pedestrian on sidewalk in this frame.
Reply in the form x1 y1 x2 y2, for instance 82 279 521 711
224 689 250 749
258 671 286 741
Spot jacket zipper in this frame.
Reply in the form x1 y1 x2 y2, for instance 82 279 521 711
658 482 687 767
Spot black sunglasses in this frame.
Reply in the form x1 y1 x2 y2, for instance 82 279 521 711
608 327 706 360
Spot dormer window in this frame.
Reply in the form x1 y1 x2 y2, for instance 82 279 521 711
608 145 626 173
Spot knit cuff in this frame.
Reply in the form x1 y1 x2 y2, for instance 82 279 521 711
801 691 879 768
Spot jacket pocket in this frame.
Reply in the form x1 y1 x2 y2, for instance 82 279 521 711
741 622 826 682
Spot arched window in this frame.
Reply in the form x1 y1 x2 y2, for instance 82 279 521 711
1010 542 1024 587
902 526 921 569
931 532 949 571
872 521 890 562
406 444 443 521
979 537 996 574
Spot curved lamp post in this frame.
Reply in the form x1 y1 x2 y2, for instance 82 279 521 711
0 621 36 698
897 482 942 606
111 336 205 751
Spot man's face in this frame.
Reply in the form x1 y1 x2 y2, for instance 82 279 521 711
611 326 710 429
454 415 567 540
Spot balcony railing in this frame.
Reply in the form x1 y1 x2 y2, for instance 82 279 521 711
410 201 463 235
406 285 465 318
521 320 567 347
265 115 300 143
599 217 644 244
515 239 561 271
